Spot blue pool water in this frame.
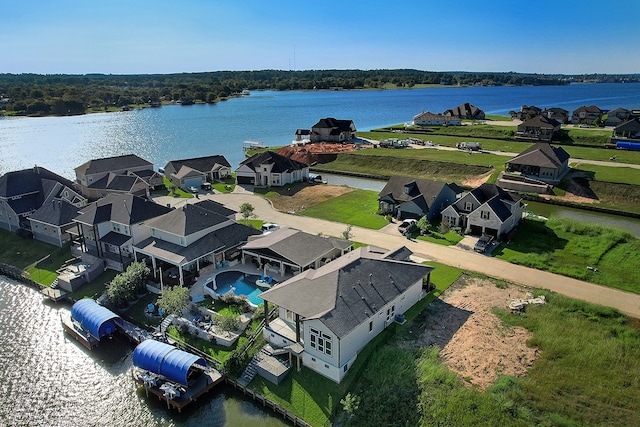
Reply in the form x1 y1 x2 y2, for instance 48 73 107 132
207 271 264 306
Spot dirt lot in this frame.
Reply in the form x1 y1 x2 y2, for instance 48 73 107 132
401 276 539 390
267 185 354 212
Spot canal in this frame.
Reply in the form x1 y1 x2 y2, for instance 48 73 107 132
320 173 640 238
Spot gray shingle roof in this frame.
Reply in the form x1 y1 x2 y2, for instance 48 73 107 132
75 154 152 175
242 227 352 267
260 247 432 338
508 142 570 169
146 203 230 236
29 199 79 226
165 155 231 176
74 194 171 226
239 151 309 173
0 167 77 215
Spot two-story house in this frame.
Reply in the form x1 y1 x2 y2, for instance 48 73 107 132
133 201 261 286
259 245 433 383
571 105 603 125
0 166 85 234
73 193 172 271
235 151 309 187
542 107 569 124
444 103 485 120
441 183 524 237
74 154 161 199
515 116 562 142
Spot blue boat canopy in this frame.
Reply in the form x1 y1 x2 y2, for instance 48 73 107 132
133 339 207 386
70 299 120 340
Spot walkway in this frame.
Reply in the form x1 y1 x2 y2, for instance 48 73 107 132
153 192 640 318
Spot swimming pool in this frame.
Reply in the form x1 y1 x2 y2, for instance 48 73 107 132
205 271 264 306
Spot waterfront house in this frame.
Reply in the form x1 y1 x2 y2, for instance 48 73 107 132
235 151 309 187
73 193 172 271
378 176 461 221
604 108 632 127
74 154 158 200
570 105 603 125
0 166 86 234
504 142 570 183
510 105 542 121
607 117 640 149
133 201 261 286
297 117 357 143
241 227 353 276
413 111 461 126
444 103 485 120
542 107 569 124
29 200 80 247
163 155 232 189
515 115 562 142
260 245 433 383
441 183 525 237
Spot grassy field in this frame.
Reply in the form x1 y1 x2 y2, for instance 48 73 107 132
494 218 640 293
300 189 388 229
571 162 640 185
342 284 640 427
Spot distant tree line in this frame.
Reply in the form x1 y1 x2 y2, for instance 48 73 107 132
0 69 636 117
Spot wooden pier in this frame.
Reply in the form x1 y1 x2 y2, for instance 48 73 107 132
60 312 100 350
132 369 224 413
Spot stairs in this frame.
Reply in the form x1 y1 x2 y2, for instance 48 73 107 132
159 314 175 334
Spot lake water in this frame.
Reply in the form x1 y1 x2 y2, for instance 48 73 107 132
2 83 640 425
2 83 640 179
0 278 288 427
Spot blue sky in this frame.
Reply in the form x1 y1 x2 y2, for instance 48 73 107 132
2 0 638 75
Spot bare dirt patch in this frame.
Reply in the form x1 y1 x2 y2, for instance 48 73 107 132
268 185 354 212
401 276 538 390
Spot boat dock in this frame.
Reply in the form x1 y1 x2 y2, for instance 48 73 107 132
60 312 100 350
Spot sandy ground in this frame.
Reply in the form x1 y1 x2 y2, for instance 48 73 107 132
400 276 538 390
268 185 354 212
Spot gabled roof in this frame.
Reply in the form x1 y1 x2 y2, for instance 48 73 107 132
242 227 352 267
87 172 141 192
468 183 522 205
75 154 152 176
164 155 231 176
378 176 452 206
135 222 261 265
239 151 309 173
0 167 77 215
519 115 561 129
29 199 79 226
572 105 602 114
146 203 230 237
485 196 513 222
614 117 640 132
444 102 484 118
508 143 570 169
260 246 432 338
545 107 569 114
74 194 171 226
192 199 237 218
311 117 355 132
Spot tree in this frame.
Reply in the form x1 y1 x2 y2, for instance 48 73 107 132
341 392 360 417
417 215 429 235
342 225 353 240
239 202 255 223
157 286 190 316
103 262 150 307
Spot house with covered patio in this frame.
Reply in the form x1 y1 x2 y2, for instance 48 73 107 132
240 227 353 277
133 202 261 287
259 245 433 383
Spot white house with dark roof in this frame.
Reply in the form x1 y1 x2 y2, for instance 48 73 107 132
413 111 461 126
235 151 309 187
441 183 524 237
133 201 261 286
310 118 357 143
241 227 353 276
570 105 603 125
74 154 160 199
163 155 232 189
259 245 433 383
504 142 570 183
73 193 172 271
0 166 86 233
378 176 461 221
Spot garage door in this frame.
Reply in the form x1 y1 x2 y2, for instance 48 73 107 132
484 228 498 237
470 225 483 235
236 176 255 185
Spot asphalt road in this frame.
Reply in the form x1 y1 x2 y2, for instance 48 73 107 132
154 191 640 318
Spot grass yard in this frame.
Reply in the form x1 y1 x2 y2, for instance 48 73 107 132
0 229 66 270
416 231 464 246
300 189 388 229
24 245 74 285
571 163 640 185
494 218 640 293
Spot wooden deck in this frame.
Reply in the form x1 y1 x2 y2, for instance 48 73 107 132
133 369 224 412
60 313 100 350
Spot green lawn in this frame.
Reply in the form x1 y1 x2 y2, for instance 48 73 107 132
24 245 75 285
494 218 640 293
0 229 66 270
571 162 640 185
416 231 464 246
300 189 389 229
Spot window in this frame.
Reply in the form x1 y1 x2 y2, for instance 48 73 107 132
285 309 295 323
481 211 490 220
464 201 473 211
386 305 395 323
309 328 332 356
369 321 373 332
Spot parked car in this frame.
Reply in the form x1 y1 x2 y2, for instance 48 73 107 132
261 223 280 234
188 186 199 194
474 235 494 253
398 219 417 235
200 182 212 190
